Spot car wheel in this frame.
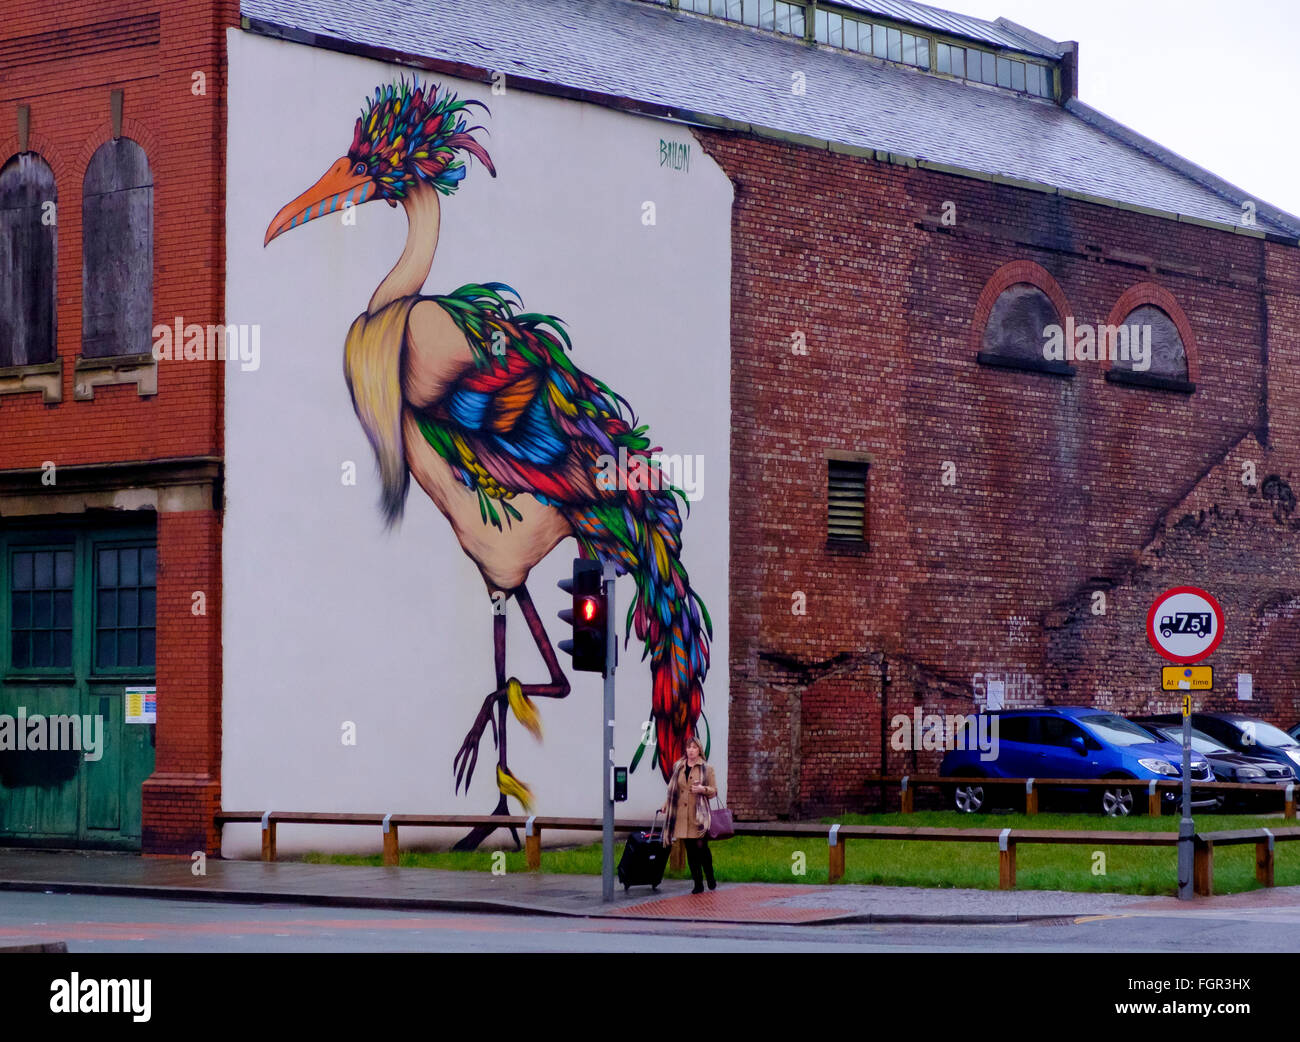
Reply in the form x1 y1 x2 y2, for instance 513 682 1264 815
1101 785 1134 817
953 781 986 814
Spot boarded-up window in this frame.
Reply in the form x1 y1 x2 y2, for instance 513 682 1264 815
981 283 1060 364
82 139 152 358
828 459 868 543
0 153 57 367
1111 305 1188 382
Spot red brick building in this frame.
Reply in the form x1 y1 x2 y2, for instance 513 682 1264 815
707 129 1300 816
2 0 1297 851
0 0 236 851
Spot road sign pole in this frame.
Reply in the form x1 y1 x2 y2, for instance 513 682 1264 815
1148 586 1221 902
601 560 617 903
1178 703 1193 901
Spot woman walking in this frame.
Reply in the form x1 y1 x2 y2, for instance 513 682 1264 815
661 736 717 894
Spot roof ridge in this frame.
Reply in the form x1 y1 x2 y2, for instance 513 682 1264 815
991 16 1067 58
1066 98 1300 238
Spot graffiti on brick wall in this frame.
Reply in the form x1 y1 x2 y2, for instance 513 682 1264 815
1007 615 1034 645
972 669 1043 708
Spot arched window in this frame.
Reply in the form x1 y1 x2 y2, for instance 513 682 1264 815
972 261 1074 377
1104 285 1197 393
82 139 152 358
982 284 1059 363
0 152 57 366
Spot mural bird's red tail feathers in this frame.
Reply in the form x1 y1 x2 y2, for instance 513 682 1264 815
564 485 712 782
655 671 704 778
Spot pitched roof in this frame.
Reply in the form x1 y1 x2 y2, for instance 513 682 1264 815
242 0 1300 239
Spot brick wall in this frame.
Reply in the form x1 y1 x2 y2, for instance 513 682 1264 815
0 0 238 851
143 508 223 854
698 128 1300 819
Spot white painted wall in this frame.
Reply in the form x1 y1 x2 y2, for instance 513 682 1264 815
223 31 731 857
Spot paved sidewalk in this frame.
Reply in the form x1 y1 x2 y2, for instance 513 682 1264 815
2 849 1298 925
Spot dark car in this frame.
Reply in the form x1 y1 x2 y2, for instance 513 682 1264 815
939 706 1215 816
1144 713 1300 779
1134 718 1293 809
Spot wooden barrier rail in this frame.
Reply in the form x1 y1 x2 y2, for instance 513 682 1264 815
864 775 1298 818
216 811 651 869
219 811 1300 895
1191 827 1300 896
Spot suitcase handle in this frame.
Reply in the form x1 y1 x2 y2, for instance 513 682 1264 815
650 808 663 842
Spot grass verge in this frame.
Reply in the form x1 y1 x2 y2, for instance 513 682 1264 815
301 811 1297 896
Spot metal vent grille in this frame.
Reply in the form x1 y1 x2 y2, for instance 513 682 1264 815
828 459 868 542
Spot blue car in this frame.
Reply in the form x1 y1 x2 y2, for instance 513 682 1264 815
940 706 1216 816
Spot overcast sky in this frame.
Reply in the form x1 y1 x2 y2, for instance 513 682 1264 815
957 0 1299 219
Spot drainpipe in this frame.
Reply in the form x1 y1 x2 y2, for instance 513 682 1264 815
879 656 890 811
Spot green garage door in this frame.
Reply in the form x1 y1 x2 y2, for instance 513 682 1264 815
0 523 156 849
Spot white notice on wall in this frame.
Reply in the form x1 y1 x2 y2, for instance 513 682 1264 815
986 679 1005 711
125 686 157 724
1237 674 1253 701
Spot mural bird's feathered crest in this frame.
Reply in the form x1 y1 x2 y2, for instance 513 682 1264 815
349 78 496 200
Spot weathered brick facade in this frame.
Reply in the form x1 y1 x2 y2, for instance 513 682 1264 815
0 0 237 851
701 128 1300 819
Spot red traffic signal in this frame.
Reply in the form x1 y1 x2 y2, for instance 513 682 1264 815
558 558 608 674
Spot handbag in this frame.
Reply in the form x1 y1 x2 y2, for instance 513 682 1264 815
706 774 734 841
707 802 734 841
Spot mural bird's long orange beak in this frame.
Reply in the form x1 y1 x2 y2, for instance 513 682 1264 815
264 157 376 246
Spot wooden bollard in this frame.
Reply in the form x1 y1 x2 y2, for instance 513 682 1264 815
1194 838 1214 897
998 829 1016 890
900 776 913 814
1256 831 1275 887
382 815 399 867
260 812 276 863
1286 784 1295 821
1024 779 1037 816
670 839 685 872
1147 781 1162 817
828 825 845 883
525 816 541 871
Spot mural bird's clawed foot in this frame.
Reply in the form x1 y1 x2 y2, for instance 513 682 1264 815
453 689 504 795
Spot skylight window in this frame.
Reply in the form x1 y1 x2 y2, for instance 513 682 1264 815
680 0 804 36
678 0 1053 97
936 41 1052 97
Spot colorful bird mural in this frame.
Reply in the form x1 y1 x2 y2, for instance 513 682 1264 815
264 79 712 847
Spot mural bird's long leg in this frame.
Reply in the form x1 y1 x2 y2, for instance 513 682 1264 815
452 582 572 851
452 609 506 801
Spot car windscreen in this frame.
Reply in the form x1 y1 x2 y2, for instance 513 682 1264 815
1155 727 1226 755
1079 714 1160 747
1228 719 1299 749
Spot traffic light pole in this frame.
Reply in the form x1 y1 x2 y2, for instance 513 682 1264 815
601 560 617 902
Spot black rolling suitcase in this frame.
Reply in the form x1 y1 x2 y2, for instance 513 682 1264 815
618 810 668 891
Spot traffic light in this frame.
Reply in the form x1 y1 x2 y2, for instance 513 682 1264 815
558 558 607 674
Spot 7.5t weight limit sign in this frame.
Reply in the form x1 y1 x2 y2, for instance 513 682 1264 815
1146 586 1224 664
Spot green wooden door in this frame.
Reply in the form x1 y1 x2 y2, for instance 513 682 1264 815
0 522 156 849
